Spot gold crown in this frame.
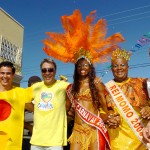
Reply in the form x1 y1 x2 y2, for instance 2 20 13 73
111 48 131 61
74 48 93 64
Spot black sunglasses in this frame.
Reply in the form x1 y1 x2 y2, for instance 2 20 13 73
41 68 55 73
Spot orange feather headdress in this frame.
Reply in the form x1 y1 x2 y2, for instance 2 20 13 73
43 9 125 64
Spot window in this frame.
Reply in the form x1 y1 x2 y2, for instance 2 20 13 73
1 37 18 63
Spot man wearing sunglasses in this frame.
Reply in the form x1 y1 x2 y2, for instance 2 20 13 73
30 58 69 150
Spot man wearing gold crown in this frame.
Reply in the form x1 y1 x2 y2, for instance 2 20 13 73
43 9 125 150
105 48 150 150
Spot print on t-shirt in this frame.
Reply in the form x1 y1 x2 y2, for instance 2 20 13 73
38 92 54 110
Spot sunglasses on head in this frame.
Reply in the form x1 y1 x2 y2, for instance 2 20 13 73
41 68 55 73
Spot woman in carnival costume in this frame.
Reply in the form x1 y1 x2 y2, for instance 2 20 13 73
43 10 125 150
105 48 150 150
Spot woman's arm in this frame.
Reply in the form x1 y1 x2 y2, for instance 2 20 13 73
94 77 108 113
66 93 72 113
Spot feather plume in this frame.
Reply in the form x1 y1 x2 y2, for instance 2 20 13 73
43 9 125 64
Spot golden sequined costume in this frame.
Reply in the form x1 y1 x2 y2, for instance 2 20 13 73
67 79 110 150
68 86 98 150
68 123 97 150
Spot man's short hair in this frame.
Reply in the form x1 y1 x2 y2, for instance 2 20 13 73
40 58 57 70
0 61 16 74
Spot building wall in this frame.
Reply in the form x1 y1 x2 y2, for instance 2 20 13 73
0 9 24 47
0 8 24 86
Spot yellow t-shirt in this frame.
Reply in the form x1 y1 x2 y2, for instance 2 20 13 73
0 87 33 150
30 80 69 146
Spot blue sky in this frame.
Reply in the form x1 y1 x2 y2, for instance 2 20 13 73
1 0 150 87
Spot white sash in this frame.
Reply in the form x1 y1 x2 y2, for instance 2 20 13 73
105 80 150 149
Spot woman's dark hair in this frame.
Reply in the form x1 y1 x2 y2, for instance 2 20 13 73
0 61 16 74
72 58 100 110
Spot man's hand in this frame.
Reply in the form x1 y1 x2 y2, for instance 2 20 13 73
107 113 121 129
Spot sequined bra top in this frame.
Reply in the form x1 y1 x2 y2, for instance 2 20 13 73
75 88 92 102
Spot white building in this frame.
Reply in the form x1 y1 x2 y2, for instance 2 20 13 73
0 7 24 86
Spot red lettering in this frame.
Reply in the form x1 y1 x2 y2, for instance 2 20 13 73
112 88 119 94
114 92 120 96
131 118 138 124
139 131 143 136
126 111 133 118
119 101 126 106
134 122 141 128
110 85 116 90
116 95 124 102
122 105 131 113
137 126 143 132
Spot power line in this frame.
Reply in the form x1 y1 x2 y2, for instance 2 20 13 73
23 4 150 40
108 15 150 26
21 62 150 83
21 4 150 78
107 10 150 23
21 45 150 75
99 4 150 18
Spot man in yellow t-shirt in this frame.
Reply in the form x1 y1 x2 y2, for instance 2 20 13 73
0 61 33 150
30 58 69 150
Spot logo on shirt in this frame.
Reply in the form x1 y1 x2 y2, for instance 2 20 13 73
38 92 54 110
0 100 11 121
